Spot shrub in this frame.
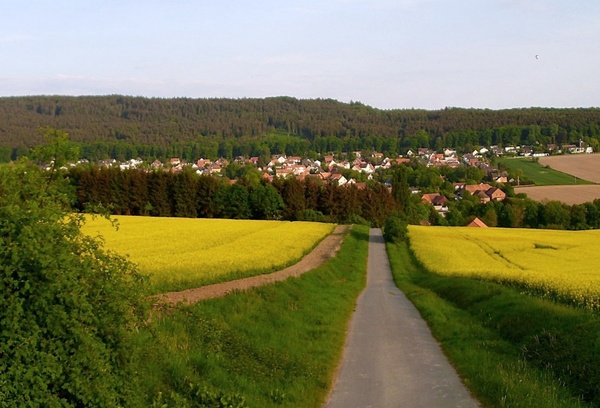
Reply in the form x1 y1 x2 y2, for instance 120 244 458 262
383 213 408 243
0 159 149 406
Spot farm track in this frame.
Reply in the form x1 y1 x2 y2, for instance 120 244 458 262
154 224 351 306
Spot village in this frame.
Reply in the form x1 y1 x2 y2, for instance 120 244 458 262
64 141 593 223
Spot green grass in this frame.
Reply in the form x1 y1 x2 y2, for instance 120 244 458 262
127 225 369 407
387 241 599 408
498 157 594 186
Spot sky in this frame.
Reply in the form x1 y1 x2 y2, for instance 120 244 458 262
1 0 599 110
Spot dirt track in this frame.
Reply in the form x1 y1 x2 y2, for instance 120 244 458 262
154 224 350 306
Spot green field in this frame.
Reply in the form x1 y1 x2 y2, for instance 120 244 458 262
130 225 369 407
498 157 593 186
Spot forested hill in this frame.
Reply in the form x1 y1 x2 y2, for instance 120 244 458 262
1 95 600 160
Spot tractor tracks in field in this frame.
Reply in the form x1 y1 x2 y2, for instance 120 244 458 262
153 224 350 307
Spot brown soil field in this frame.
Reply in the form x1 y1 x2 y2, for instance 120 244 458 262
539 154 600 183
515 185 600 205
517 154 600 204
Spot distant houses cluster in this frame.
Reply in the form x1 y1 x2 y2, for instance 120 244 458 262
52 140 593 225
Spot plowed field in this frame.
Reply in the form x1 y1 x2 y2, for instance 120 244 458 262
516 154 600 204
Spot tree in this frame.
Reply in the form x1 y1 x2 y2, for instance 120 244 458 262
391 165 411 213
383 212 408 243
249 183 284 220
218 183 251 219
280 177 306 220
196 175 222 218
0 160 148 406
540 200 570 229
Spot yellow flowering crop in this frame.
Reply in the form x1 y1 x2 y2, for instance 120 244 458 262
408 226 600 310
81 216 334 291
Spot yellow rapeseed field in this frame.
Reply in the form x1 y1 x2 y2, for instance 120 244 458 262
409 226 600 310
81 216 334 291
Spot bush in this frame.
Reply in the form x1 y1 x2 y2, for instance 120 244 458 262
0 160 149 406
383 213 408 243
296 209 328 222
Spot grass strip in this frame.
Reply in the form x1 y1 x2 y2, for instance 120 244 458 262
127 225 369 407
498 157 594 186
387 241 597 408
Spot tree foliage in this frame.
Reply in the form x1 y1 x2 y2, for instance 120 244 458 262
383 213 409 243
0 158 148 406
2 96 600 162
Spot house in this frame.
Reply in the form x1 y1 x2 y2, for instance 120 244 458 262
274 167 295 178
444 148 457 157
328 173 348 186
394 157 411 165
467 217 488 228
421 193 449 216
519 146 534 157
371 152 384 161
286 156 302 165
490 146 504 156
421 193 448 207
491 171 509 183
475 190 490 204
463 183 493 194
462 153 479 166
564 141 593 154
486 187 507 201
196 158 211 168
323 155 335 166
359 162 375 174
461 183 506 203
418 148 433 158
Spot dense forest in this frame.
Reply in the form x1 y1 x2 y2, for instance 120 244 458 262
1 96 600 162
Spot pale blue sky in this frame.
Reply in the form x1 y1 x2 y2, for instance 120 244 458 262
1 0 598 110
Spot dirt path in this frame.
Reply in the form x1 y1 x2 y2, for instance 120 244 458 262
154 224 350 306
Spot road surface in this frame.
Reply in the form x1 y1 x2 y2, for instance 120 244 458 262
325 228 479 408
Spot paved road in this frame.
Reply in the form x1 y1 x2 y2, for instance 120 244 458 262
325 229 479 408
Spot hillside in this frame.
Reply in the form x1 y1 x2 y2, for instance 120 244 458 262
2 96 600 159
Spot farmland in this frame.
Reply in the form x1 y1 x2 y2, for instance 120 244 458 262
515 184 600 205
408 226 600 310
539 154 600 183
498 157 592 186
511 154 600 205
81 216 334 292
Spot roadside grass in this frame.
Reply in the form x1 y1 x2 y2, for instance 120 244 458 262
128 225 369 407
498 157 594 186
387 241 598 408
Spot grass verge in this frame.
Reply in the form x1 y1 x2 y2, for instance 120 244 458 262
498 157 593 186
387 241 599 408
127 225 369 407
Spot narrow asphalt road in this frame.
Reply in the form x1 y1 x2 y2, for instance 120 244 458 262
325 228 479 408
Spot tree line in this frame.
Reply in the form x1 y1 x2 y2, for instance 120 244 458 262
67 163 600 232
68 166 398 227
2 96 600 162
